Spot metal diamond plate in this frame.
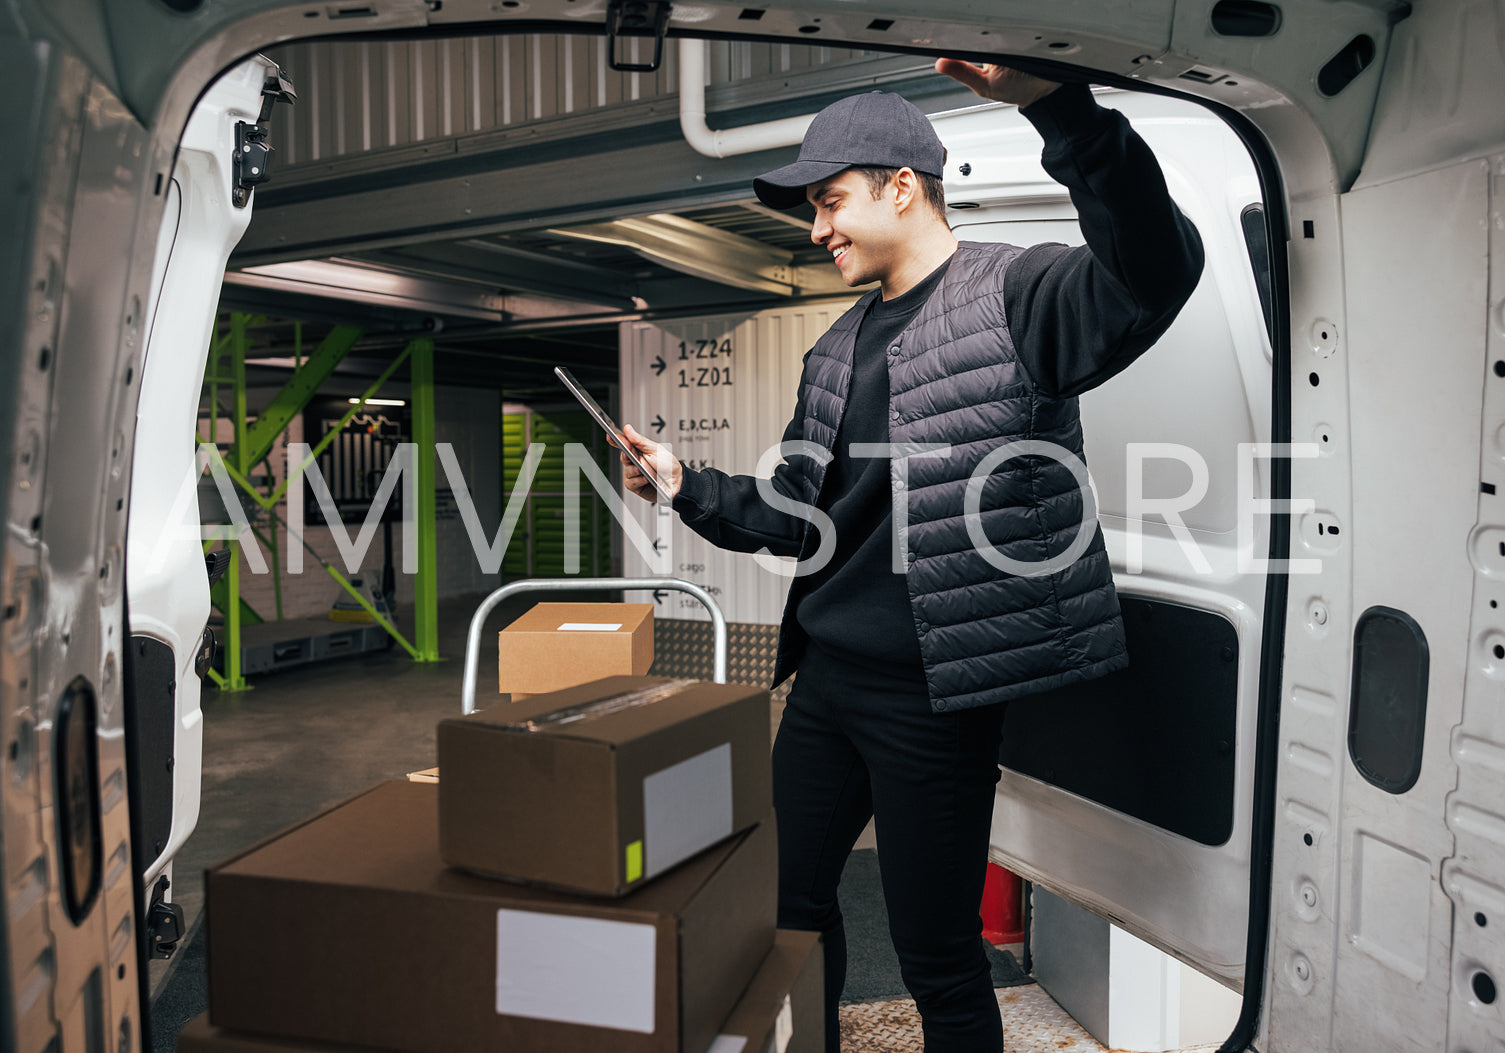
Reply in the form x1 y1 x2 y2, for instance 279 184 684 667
649 617 792 703
839 986 1108 1053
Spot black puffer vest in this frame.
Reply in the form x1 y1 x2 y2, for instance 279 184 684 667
773 242 1129 711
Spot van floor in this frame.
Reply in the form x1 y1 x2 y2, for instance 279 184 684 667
150 591 1108 1052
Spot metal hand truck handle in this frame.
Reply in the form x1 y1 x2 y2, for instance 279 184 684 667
461 577 728 715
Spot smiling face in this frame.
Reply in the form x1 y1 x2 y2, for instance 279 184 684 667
807 169 907 290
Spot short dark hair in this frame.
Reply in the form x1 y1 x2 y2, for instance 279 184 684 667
851 165 947 218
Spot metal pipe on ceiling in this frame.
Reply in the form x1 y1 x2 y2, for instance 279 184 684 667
678 39 816 159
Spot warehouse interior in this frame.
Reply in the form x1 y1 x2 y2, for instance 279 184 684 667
143 23 1252 1053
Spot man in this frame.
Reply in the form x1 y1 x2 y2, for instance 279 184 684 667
619 59 1203 1051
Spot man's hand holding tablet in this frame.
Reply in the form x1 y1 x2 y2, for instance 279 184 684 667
617 423 682 503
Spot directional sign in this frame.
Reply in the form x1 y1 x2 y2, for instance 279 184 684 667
651 355 666 377
651 415 666 434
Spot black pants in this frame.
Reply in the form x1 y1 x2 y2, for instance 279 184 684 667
772 644 1008 1052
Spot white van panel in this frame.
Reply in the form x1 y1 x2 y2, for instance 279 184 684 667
127 57 272 892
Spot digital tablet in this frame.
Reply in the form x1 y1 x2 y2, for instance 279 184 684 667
554 366 672 502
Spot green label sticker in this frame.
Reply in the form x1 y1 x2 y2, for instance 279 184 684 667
625 840 644 883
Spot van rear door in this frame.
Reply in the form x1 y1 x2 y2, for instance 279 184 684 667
936 90 1278 984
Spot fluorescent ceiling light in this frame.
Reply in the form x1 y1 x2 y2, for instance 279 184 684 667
351 397 407 406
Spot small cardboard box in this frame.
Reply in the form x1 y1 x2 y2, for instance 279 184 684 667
711 929 826 1053
499 602 653 697
180 930 821 1053
439 675 771 896
206 781 776 1053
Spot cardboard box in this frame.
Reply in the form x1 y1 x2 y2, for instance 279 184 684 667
206 781 776 1053
439 675 772 896
711 929 826 1053
181 931 822 1053
404 767 438 783
498 602 653 696
177 1016 369 1052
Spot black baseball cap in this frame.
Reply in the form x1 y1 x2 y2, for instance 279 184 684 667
753 91 946 210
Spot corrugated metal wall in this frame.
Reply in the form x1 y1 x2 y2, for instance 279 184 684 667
266 35 876 166
619 302 857 626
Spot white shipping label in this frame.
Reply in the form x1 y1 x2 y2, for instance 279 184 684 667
495 910 656 1032
642 742 734 877
705 1038 748 1053
774 994 794 1053
557 622 623 631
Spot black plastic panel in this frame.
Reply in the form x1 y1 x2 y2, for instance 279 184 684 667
1241 204 1276 344
127 636 177 862
1211 0 1282 37
1317 34 1376 96
55 677 103 924
999 597 1239 846
1348 606 1428 794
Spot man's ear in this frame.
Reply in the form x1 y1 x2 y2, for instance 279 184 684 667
891 167 920 215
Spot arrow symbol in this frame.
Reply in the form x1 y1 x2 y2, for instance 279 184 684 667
651 415 666 434
651 356 666 377
651 538 664 553
652 589 668 604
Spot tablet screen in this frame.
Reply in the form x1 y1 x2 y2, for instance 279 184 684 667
554 366 671 501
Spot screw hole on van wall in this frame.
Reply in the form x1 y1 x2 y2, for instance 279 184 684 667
1309 372 1320 386
37 347 50 371
1476 911 1488 927
1491 600 1498 609
1303 833 1313 845
1494 361 1505 377
1474 971 1497 1005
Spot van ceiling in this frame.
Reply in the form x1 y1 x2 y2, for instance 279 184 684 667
219 42 970 395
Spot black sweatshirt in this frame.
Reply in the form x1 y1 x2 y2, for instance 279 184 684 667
672 82 1206 671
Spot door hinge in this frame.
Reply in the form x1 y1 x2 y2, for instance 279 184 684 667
146 875 186 959
606 0 672 73
232 61 298 208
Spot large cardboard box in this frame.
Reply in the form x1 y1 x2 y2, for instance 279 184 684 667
180 930 823 1053
178 931 821 1053
439 675 771 895
711 929 826 1053
499 602 653 697
206 780 776 1053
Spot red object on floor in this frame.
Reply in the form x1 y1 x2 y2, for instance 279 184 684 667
980 862 1025 945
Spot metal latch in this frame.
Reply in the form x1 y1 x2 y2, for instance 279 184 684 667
146 875 186 959
605 0 671 73
232 60 298 208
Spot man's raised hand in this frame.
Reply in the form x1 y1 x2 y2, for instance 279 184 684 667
935 58 1060 109
618 423 683 502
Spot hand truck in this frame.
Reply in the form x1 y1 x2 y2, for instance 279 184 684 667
461 577 728 715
